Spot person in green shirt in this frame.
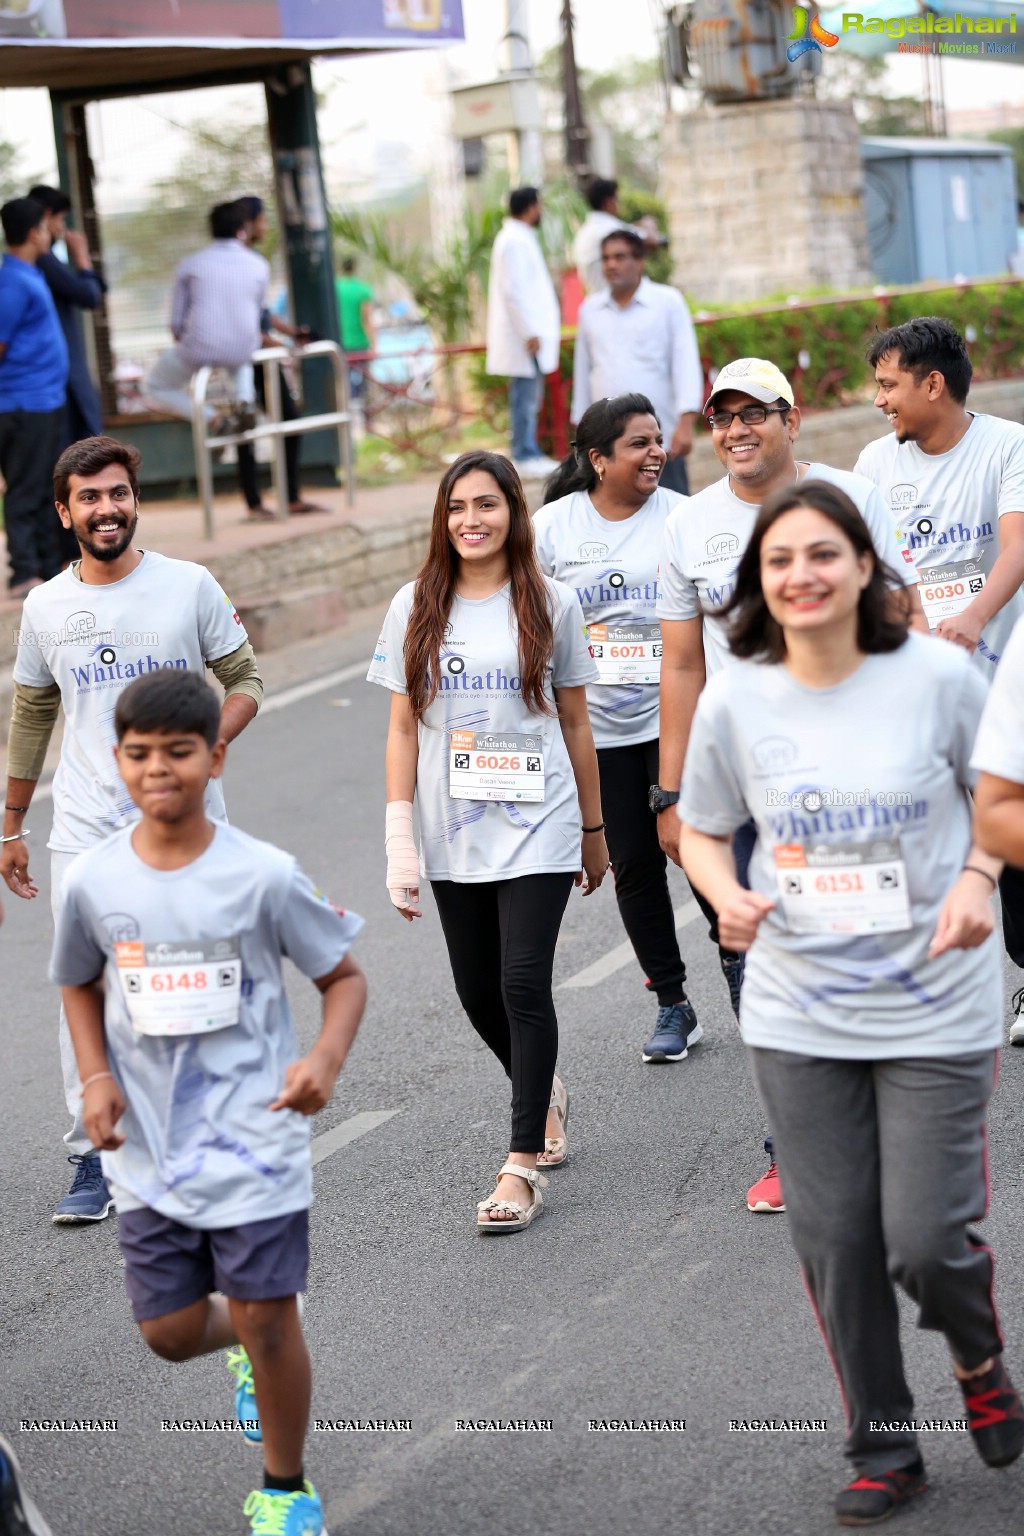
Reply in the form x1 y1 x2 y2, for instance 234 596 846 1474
334 256 375 405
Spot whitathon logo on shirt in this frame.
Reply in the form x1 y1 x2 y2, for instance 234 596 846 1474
438 655 522 695
766 796 928 841
70 653 190 689
572 572 660 606
905 517 993 550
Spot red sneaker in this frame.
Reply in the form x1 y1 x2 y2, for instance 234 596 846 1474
747 1159 785 1212
835 1456 926 1526
959 1356 1024 1467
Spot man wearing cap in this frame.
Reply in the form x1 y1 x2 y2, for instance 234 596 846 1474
651 357 925 1214
571 227 702 493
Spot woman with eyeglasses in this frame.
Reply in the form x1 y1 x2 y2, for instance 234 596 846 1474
535 394 705 1068
655 356 922 1216
678 477 1022 1526
367 451 608 1233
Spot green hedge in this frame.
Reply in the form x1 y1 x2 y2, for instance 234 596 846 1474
693 282 1024 411
466 279 1024 447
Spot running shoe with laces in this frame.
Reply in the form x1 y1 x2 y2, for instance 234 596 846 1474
747 1159 785 1212
834 1455 926 1526
958 1355 1024 1467
226 1346 262 1443
52 1152 114 1224
1009 987 1024 1046
641 1000 703 1063
719 951 744 1021
243 1482 326 1536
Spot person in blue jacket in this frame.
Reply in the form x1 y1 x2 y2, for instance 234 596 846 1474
29 186 107 566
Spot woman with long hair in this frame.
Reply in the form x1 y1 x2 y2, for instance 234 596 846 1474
677 479 1022 1524
535 394 717 1064
367 450 608 1232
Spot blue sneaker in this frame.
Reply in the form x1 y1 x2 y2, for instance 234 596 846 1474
226 1346 262 1443
720 951 745 1021
243 1482 326 1536
641 1000 702 1063
52 1153 114 1224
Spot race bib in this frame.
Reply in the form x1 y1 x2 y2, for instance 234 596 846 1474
773 839 911 935
587 622 662 685
449 730 545 802
917 560 986 628
115 938 242 1037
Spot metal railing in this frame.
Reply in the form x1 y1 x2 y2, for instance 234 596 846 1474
191 339 355 539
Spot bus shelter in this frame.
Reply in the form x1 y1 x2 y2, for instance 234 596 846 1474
0 2 464 490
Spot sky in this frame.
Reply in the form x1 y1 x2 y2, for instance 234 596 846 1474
0 0 1021 199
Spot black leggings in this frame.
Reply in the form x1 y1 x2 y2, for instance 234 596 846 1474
431 872 574 1153
596 738 686 1007
999 862 1024 970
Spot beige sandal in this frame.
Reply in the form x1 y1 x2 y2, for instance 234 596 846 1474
539 1078 570 1168
476 1162 549 1233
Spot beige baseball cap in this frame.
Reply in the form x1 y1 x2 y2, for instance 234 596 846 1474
705 358 795 412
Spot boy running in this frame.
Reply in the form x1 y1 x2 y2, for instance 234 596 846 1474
50 670 366 1536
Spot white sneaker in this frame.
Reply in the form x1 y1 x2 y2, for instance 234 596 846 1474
513 455 559 479
1010 988 1024 1045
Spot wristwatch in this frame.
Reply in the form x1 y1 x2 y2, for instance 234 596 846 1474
648 786 680 814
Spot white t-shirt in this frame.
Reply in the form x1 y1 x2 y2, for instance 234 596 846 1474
533 487 683 748
366 577 597 882
679 633 1000 1058
855 413 1024 676
657 464 918 677
572 210 636 295
14 552 247 853
49 824 363 1229
972 613 1024 781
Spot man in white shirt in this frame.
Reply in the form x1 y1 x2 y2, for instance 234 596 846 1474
145 200 268 428
571 229 702 494
0 435 263 1225
485 187 561 480
572 177 663 297
855 315 1024 1037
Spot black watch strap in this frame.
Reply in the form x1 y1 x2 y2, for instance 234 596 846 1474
649 785 681 813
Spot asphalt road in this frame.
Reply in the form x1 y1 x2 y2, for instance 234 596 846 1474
2 650 1024 1536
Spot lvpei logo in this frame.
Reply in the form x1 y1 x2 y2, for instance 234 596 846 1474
787 6 839 60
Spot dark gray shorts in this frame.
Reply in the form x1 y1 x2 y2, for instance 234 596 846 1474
117 1206 309 1322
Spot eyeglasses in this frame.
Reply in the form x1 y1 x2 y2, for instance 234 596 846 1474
706 405 790 430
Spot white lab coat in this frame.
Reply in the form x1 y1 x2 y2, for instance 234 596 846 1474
485 218 561 379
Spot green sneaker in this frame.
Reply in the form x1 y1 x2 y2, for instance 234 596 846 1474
225 1346 261 1444
243 1482 326 1535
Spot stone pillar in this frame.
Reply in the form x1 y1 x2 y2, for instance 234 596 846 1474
660 98 871 305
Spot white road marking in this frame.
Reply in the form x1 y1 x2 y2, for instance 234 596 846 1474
261 660 369 713
311 1109 399 1166
559 901 703 989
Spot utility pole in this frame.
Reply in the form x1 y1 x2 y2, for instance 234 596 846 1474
561 0 590 189
502 0 544 185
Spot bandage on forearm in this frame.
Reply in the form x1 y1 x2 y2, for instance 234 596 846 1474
385 800 419 906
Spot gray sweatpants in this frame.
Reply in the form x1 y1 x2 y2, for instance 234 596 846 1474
751 1047 1001 1477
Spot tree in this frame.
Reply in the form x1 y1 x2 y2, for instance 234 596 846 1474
987 127 1024 201
110 117 277 287
815 55 928 137
534 45 666 192
332 199 503 346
